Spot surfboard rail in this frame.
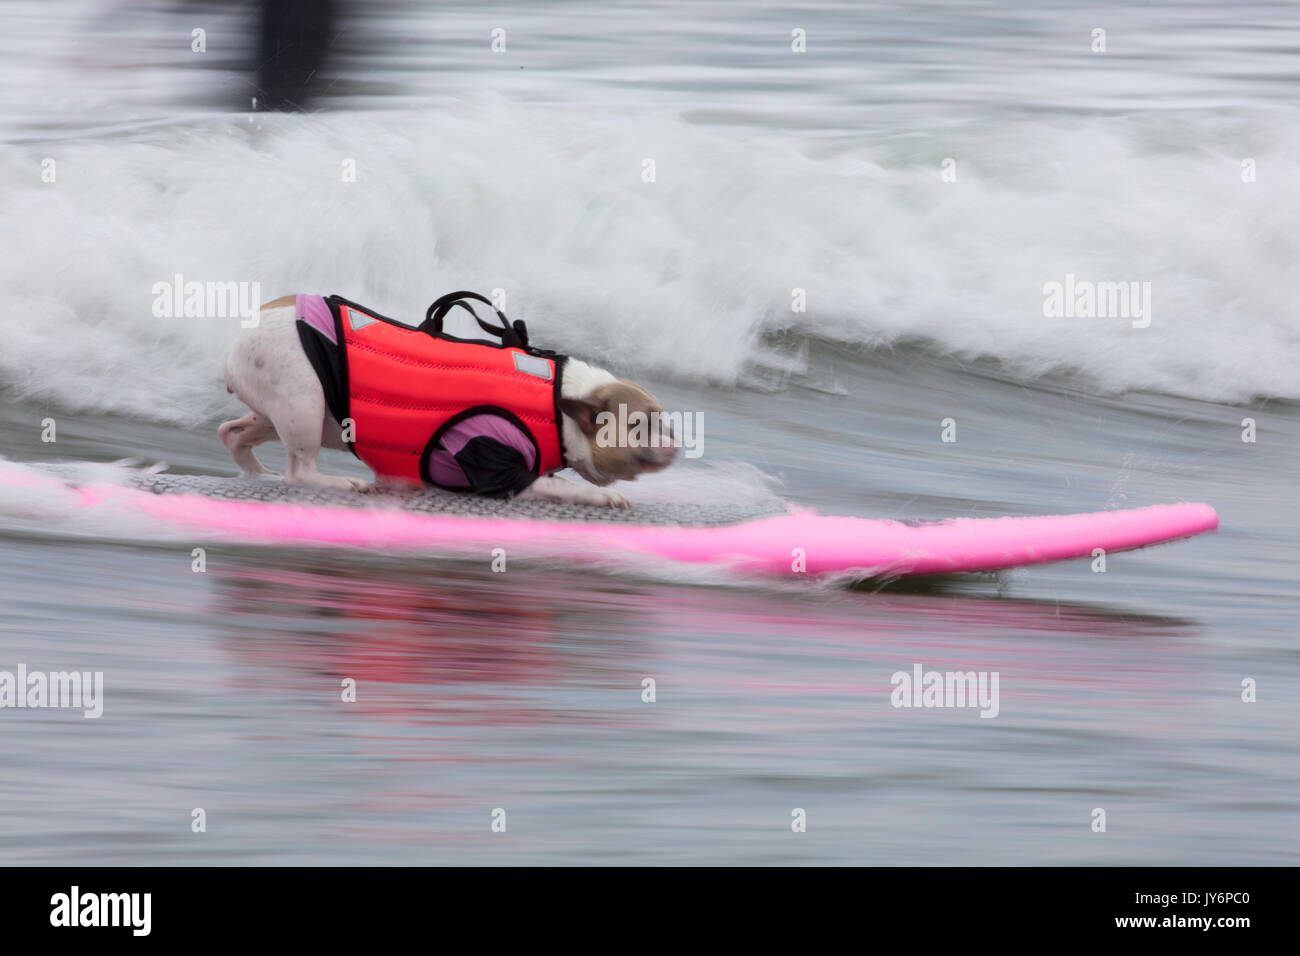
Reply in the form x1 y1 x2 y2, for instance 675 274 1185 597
0 462 1219 577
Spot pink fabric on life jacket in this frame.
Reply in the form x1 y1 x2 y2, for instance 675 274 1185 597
296 294 337 344
427 412 539 488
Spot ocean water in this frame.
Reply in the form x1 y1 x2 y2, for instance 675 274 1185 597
0 0 1297 865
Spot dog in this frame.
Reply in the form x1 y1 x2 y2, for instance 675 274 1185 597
219 293 676 508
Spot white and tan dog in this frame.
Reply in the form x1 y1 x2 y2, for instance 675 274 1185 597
219 296 675 507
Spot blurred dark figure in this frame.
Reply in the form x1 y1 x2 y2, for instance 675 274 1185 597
256 0 337 110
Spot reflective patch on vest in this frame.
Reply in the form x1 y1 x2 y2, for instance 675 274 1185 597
347 307 378 331
513 352 552 379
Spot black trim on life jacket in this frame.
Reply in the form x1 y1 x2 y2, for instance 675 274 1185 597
419 405 543 488
322 295 360 459
327 294 406 331
551 354 568 472
296 320 348 427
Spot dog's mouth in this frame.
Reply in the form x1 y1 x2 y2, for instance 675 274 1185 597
575 442 677 485
578 460 643 486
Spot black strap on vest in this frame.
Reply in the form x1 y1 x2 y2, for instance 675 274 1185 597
421 291 530 349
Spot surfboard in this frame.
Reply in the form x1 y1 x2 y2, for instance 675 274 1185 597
0 462 1218 578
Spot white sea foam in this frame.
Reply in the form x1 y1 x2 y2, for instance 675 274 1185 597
1 99 1295 423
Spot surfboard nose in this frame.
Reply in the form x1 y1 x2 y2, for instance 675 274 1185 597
1177 502 1219 534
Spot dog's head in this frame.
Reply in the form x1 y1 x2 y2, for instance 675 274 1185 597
560 379 677 486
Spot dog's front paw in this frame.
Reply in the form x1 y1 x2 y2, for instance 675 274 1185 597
598 488 631 509
289 473 372 494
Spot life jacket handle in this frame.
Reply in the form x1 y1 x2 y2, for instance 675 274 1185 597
421 291 530 349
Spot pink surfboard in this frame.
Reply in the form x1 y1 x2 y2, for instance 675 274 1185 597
0 462 1218 578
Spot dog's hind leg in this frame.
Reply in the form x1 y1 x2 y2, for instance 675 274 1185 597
261 389 371 493
223 301 369 493
218 411 279 477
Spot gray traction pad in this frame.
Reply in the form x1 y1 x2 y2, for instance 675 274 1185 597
129 473 786 527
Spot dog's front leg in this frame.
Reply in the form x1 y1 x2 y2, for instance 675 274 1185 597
517 475 630 509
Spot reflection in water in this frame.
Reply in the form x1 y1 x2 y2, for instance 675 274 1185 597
211 555 661 725
195 552 1209 860
208 551 1198 728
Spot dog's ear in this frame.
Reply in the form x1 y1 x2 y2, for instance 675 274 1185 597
560 397 603 437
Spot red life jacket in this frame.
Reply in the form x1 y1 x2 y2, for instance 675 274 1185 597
322 293 568 486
